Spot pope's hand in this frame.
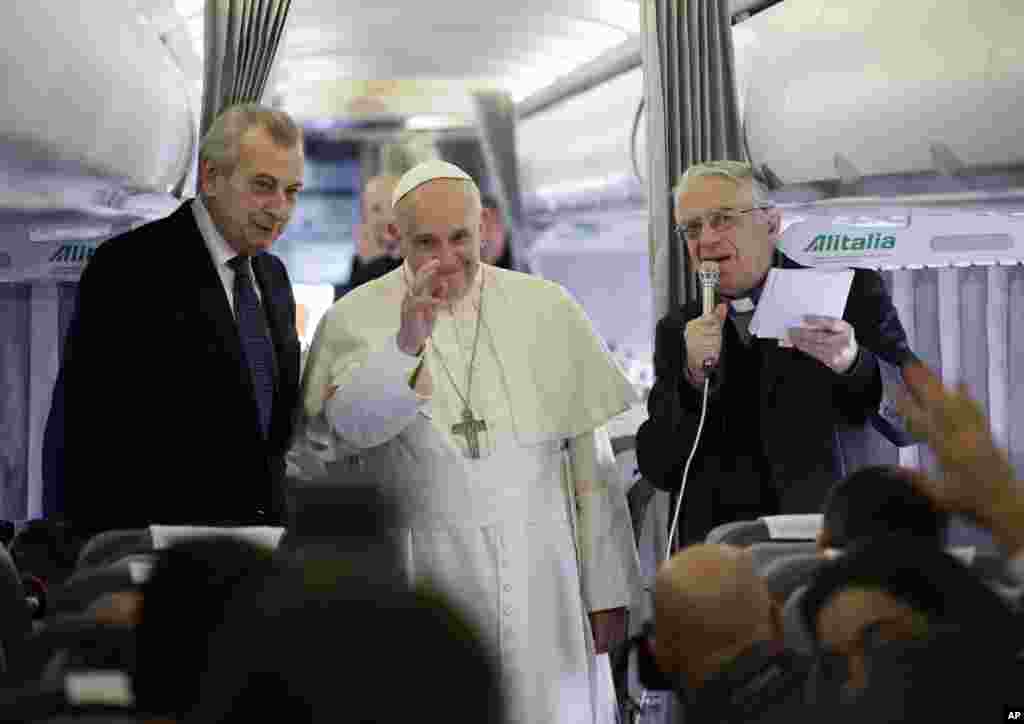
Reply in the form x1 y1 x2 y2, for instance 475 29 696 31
397 259 446 356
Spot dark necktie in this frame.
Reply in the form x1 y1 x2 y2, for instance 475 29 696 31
228 255 275 439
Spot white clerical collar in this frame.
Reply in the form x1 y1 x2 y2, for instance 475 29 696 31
731 297 755 313
192 197 238 269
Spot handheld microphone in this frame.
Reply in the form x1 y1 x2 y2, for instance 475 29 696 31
667 261 720 558
697 260 720 373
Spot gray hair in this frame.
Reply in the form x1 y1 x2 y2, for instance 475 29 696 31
674 160 772 206
198 103 302 177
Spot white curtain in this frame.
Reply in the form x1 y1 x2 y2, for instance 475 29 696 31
200 0 293 137
889 264 1024 545
641 0 744 322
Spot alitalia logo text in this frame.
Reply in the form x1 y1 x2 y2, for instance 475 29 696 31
804 233 896 253
48 243 96 263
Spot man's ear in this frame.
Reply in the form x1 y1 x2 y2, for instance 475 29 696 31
765 207 782 237
385 222 403 250
199 160 218 197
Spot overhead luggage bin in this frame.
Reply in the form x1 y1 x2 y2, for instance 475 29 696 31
0 0 195 194
777 196 1024 269
734 0 1024 186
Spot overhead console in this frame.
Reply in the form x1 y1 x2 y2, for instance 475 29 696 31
734 0 1024 186
1 0 195 196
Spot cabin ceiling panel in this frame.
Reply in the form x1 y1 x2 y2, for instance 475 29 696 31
176 0 640 119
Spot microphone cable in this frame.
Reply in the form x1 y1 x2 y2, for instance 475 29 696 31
664 372 713 562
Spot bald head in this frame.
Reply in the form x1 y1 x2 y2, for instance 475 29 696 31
654 544 780 689
361 175 401 259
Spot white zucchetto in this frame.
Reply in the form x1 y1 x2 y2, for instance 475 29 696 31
392 160 475 209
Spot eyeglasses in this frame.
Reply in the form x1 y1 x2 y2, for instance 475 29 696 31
675 206 769 243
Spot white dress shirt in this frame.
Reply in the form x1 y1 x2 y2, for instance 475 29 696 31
191 197 261 316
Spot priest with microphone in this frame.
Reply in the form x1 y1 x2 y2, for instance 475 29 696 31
636 160 916 544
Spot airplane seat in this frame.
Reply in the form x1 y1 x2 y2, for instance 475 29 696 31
0 669 139 723
747 542 818 572
8 618 136 695
970 552 1016 586
75 532 152 573
781 584 815 655
32 718 141 724
707 515 822 546
0 543 32 676
705 519 770 546
759 552 825 605
626 477 656 548
50 556 155 619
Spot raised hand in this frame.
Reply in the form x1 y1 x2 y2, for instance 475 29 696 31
397 259 446 356
896 362 1020 530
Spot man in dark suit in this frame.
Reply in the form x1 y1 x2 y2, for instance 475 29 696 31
636 161 914 544
58 103 304 536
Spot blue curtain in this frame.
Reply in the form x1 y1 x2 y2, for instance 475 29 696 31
0 284 31 521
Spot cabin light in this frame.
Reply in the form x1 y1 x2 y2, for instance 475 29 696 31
832 214 908 228
535 173 633 197
592 0 642 33
732 25 757 50
405 115 462 131
174 0 205 19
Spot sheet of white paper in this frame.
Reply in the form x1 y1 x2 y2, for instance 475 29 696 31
750 268 855 340
760 514 823 540
149 525 285 550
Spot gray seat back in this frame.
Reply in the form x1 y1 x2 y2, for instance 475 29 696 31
760 552 825 603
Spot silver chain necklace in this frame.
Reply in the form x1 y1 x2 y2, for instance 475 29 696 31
405 265 488 458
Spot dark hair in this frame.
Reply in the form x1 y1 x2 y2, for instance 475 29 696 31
189 565 505 723
800 536 1019 648
133 537 281 717
480 192 500 211
821 466 948 548
9 519 84 586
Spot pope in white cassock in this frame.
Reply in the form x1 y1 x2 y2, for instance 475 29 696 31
298 160 642 724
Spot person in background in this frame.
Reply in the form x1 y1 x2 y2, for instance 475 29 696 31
334 175 403 299
480 193 527 271
817 465 949 556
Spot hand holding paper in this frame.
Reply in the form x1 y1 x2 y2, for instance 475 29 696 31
788 315 859 374
750 268 858 372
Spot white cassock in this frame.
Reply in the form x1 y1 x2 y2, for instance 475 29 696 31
298 262 642 724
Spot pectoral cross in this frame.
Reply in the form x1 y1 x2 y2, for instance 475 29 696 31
451 407 487 459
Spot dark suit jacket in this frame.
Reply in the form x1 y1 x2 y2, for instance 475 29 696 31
689 643 812 724
58 201 301 536
333 255 402 300
636 256 914 543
